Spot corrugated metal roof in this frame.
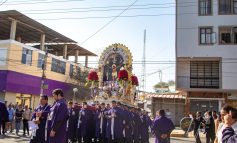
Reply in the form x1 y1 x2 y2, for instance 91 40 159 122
0 10 76 43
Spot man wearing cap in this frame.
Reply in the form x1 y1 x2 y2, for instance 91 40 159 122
67 101 79 143
106 100 124 143
30 95 50 143
47 89 69 143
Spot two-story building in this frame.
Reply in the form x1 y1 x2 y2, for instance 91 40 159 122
0 10 96 108
176 0 237 113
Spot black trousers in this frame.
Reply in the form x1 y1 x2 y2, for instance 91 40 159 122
108 138 124 143
194 129 202 143
206 132 215 143
0 120 6 134
23 119 29 135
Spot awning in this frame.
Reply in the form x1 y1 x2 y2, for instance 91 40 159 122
146 93 186 99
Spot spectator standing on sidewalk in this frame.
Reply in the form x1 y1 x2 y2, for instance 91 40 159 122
23 105 32 135
0 101 9 135
153 109 175 143
7 104 15 133
15 104 24 135
215 105 237 143
222 108 237 143
205 111 216 143
193 111 206 143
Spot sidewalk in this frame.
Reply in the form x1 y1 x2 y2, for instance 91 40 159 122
170 128 206 141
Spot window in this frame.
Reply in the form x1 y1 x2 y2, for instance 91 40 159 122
190 61 219 88
21 48 32 65
0 48 7 66
199 0 212 15
51 58 66 74
219 26 237 44
219 0 237 14
69 64 74 77
200 27 213 44
37 53 45 69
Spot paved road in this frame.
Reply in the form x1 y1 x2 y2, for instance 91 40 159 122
0 134 204 143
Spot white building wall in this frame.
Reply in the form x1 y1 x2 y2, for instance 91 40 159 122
176 0 237 90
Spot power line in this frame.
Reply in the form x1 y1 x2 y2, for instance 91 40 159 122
4 0 87 5
66 0 139 55
0 0 8 6
23 6 176 15
4 1 197 6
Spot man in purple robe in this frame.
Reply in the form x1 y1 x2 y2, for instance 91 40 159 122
30 95 50 143
47 89 69 143
106 100 124 143
123 105 133 143
78 102 94 143
66 101 79 143
94 102 107 143
141 110 152 143
131 108 142 143
153 109 175 143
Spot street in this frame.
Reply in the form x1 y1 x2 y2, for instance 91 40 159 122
0 131 204 143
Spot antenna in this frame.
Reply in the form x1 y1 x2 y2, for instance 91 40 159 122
141 29 146 92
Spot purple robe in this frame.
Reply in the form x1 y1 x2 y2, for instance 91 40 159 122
132 112 142 142
47 99 69 143
140 115 151 143
106 106 124 140
30 104 50 143
123 109 133 142
78 108 94 140
95 108 107 139
66 107 79 141
153 116 175 143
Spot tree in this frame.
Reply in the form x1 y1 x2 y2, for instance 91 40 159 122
71 66 89 84
168 80 175 86
154 81 169 88
153 81 169 93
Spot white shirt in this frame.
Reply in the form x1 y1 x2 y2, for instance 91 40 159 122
23 109 32 120
216 122 237 143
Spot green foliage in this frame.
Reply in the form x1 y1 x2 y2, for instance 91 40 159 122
168 80 175 86
72 66 89 84
154 82 169 88
153 80 175 93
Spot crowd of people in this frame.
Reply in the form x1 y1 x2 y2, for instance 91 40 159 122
0 101 32 136
192 105 237 143
2 88 236 143
0 88 175 143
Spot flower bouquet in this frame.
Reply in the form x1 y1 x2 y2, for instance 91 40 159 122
85 70 99 97
118 68 128 96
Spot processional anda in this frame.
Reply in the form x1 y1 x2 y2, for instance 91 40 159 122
86 43 139 106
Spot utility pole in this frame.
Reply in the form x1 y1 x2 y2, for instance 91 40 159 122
141 29 146 92
40 46 48 96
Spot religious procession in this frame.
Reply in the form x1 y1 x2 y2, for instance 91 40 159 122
0 89 175 143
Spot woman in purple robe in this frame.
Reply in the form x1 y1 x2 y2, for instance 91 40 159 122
47 89 69 143
153 109 175 143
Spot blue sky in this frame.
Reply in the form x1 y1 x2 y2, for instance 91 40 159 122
1 0 176 92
